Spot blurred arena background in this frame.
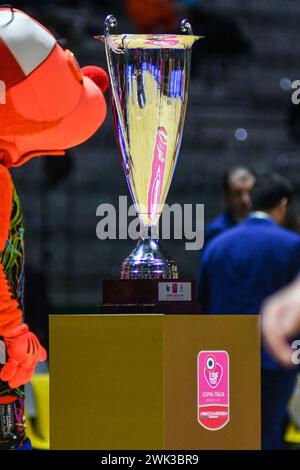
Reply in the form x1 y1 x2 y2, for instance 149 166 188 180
10 0 300 313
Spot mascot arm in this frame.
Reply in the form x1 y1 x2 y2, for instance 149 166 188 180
0 165 46 387
0 165 22 335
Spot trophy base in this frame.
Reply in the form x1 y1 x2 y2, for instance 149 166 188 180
98 278 201 314
120 238 178 280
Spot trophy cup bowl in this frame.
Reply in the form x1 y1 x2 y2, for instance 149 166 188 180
97 15 200 279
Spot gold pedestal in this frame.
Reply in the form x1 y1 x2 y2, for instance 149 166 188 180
50 314 260 450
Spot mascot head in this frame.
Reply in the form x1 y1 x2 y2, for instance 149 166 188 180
0 6 108 168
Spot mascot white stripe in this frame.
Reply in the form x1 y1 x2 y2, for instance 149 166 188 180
0 9 56 76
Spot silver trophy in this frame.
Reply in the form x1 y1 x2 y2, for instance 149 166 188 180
97 15 199 279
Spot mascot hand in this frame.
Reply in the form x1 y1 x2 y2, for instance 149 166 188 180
0 324 47 388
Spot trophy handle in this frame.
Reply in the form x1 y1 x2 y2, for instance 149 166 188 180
103 15 131 174
181 19 193 35
104 14 117 35
104 14 125 53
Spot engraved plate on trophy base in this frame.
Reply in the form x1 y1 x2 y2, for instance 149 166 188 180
98 279 201 314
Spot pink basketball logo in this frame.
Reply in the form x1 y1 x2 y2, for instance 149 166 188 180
204 356 223 389
197 351 230 431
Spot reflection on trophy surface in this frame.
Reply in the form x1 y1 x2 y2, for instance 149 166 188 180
97 15 200 279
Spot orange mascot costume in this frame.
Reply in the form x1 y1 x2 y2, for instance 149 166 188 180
0 7 108 449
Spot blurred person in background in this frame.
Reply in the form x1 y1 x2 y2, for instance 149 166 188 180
197 173 300 449
205 166 256 246
284 209 300 235
196 166 256 295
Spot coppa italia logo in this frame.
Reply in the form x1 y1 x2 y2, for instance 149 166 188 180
197 351 230 431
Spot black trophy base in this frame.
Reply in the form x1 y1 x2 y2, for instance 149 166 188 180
98 279 201 314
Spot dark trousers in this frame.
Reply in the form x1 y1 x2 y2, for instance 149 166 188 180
262 369 297 450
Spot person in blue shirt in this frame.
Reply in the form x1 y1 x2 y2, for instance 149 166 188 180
198 173 300 450
196 166 256 290
205 166 256 246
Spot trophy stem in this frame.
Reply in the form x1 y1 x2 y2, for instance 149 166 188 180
120 232 178 280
